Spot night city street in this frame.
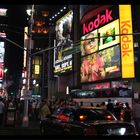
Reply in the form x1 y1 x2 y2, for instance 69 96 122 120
0 4 140 136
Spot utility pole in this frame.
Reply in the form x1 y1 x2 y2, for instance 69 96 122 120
22 4 34 127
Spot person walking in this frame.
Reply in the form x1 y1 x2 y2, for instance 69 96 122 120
123 102 132 123
114 102 121 120
39 99 51 121
107 99 114 114
132 100 140 135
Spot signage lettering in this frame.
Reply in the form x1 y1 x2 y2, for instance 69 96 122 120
121 20 132 57
119 5 134 78
83 9 113 35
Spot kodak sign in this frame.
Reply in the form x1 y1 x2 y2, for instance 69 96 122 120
83 9 113 35
119 5 135 78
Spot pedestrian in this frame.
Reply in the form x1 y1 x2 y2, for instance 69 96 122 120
39 99 51 120
132 100 140 135
100 102 107 110
114 102 121 120
123 102 132 123
107 99 114 113
31 100 36 120
0 98 5 125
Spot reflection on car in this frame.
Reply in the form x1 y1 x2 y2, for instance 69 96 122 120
40 106 137 136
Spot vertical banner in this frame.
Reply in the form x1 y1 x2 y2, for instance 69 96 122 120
54 11 73 74
119 5 135 78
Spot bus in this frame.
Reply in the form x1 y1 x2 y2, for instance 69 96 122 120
69 87 133 107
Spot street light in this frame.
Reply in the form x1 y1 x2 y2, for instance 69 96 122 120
22 4 34 127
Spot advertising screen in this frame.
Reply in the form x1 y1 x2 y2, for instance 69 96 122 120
81 45 121 83
0 63 4 80
80 5 134 84
81 29 98 56
98 19 120 50
54 11 73 74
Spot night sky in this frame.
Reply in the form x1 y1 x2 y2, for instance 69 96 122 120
1 5 27 92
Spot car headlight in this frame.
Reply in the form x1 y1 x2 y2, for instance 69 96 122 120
107 128 126 135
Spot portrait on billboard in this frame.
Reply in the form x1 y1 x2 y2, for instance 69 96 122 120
81 30 98 56
81 52 105 83
54 10 73 74
55 10 73 61
81 45 121 83
98 19 120 50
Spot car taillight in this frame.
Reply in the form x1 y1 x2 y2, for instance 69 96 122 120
56 115 70 121
79 115 86 122
105 115 113 120
84 126 97 136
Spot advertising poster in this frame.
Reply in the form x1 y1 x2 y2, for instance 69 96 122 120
81 45 121 83
0 63 4 80
81 29 98 56
119 5 135 78
0 42 5 63
98 19 120 50
54 10 73 74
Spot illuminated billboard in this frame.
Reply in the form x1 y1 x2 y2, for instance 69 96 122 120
0 42 5 63
98 19 120 50
119 5 134 78
0 8 7 16
81 45 121 83
54 10 73 74
81 29 98 56
0 63 4 80
80 5 134 83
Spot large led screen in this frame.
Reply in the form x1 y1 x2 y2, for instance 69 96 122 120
81 29 98 56
80 5 134 84
98 19 120 50
81 45 121 83
54 10 73 74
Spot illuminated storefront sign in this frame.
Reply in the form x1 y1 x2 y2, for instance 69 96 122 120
95 82 110 89
0 42 5 63
54 10 73 74
35 65 40 74
119 5 134 78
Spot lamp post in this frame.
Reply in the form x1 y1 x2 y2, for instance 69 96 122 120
22 4 34 127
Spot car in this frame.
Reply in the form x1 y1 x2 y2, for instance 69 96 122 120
40 106 137 136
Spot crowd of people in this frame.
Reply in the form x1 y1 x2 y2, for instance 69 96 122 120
0 97 140 134
88 99 140 134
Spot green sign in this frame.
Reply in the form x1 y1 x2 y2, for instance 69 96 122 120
63 45 80 56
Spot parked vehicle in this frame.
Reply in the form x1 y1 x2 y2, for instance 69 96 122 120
40 106 137 135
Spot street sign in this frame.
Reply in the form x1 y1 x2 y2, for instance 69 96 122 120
63 45 81 56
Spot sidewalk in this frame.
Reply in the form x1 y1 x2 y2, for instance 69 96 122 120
0 120 41 135
0 119 40 129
